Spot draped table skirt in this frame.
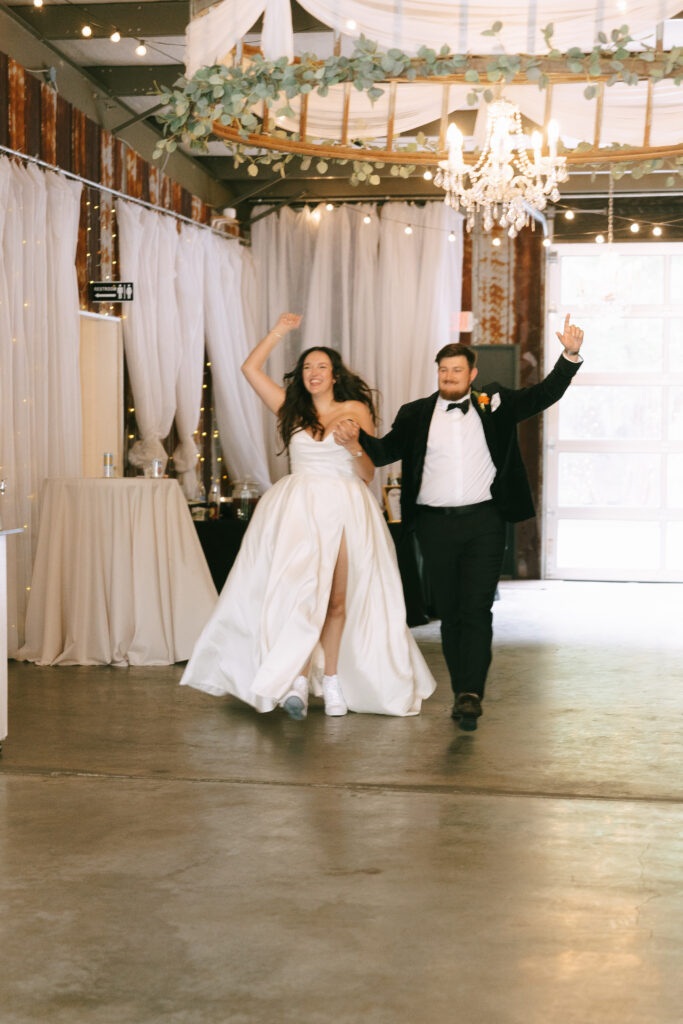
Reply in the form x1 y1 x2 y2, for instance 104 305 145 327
17 478 218 666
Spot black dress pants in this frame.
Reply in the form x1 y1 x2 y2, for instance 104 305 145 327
415 502 506 700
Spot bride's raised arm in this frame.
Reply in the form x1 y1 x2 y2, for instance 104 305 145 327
241 312 302 414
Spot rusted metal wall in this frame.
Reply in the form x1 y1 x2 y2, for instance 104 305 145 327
468 223 546 577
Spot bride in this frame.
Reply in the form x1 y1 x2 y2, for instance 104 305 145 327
180 313 435 719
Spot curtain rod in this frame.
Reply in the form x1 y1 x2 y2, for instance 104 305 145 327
0 143 247 243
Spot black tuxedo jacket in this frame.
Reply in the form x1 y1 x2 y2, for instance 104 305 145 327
360 354 581 529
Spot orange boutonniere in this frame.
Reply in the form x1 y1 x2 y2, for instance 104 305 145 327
475 392 490 411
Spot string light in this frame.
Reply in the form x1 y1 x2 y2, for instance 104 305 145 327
653 225 663 237
542 237 551 247
363 215 371 224
346 19 357 30
110 31 121 43
448 231 456 242
33 0 43 7
404 225 413 235
81 25 92 38
135 42 147 56
564 210 575 220
630 222 640 233
325 203 334 211
595 234 605 244
492 237 501 247
423 170 433 181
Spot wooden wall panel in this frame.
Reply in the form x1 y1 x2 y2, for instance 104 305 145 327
24 72 41 157
514 228 545 579
8 59 25 152
40 84 57 165
0 52 8 148
55 94 72 171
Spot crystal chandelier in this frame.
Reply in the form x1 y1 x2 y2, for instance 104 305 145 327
434 98 568 237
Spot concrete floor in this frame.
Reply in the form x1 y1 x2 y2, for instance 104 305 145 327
1 580 682 1024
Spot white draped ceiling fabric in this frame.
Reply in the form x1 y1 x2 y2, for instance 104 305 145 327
0 157 83 654
184 0 683 150
250 202 464 489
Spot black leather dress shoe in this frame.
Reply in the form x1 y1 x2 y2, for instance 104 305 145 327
454 692 482 731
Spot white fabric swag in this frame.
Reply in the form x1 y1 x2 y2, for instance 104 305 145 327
250 201 464 491
185 0 680 75
0 157 83 654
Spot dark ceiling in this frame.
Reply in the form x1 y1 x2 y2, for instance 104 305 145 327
2 0 683 226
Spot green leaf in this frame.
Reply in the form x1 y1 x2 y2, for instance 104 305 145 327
464 69 480 83
247 163 259 176
568 61 584 73
526 66 542 81
316 161 328 173
641 50 655 62
300 156 312 171
584 85 596 99
369 174 380 185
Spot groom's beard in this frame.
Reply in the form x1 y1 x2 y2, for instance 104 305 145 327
439 386 469 401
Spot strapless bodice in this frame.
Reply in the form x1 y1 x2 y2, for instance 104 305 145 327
289 430 357 479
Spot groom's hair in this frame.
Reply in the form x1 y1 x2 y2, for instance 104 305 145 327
435 343 476 369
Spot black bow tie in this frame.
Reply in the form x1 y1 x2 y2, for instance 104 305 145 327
446 399 469 414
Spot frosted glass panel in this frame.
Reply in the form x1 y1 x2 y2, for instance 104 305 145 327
558 453 660 507
669 388 683 441
556 520 660 570
670 322 683 371
576 317 663 372
558 386 661 441
665 523 683 569
559 253 664 307
667 455 683 508
670 255 683 297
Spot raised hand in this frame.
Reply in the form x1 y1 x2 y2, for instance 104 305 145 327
274 312 302 335
556 314 584 358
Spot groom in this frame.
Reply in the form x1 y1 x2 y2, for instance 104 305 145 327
334 315 584 731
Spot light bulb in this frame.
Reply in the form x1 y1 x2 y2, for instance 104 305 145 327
81 25 92 38
492 237 502 247
542 238 551 247
448 232 456 242
595 234 605 244
135 42 147 56
325 203 334 211
110 31 121 43
346 19 357 30
423 170 433 181
564 210 575 220
363 215 371 224
33 0 43 8
652 225 662 237
404 226 413 235
630 222 640 233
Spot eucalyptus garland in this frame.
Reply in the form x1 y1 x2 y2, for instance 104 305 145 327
154 23 683 186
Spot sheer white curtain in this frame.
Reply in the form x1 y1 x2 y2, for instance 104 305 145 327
173 222 206 498
115 201 183 474
0 157 82 654
250 201 463 484
203 233 272 492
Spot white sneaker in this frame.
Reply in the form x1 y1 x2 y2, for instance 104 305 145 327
280 675 308 720
322 674 348 717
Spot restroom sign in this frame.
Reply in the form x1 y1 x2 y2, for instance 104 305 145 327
88 281 135 302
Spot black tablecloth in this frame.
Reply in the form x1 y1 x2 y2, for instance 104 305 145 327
193 517 429 627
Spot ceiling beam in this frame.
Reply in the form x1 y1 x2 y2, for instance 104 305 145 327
88 64 184 95
5 2 190 39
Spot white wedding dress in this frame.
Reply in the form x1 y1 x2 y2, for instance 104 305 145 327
180 429 436 715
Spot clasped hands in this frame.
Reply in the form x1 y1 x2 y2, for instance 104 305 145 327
333 418 361 449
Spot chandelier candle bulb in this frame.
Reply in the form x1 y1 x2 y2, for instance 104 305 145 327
547 120 559 159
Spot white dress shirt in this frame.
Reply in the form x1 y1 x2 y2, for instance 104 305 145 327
416 391 496 508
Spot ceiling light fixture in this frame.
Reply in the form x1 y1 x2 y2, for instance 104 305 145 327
135 41 147 56
435 100 568 237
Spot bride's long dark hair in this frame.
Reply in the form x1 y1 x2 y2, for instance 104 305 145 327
278 346 377 449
